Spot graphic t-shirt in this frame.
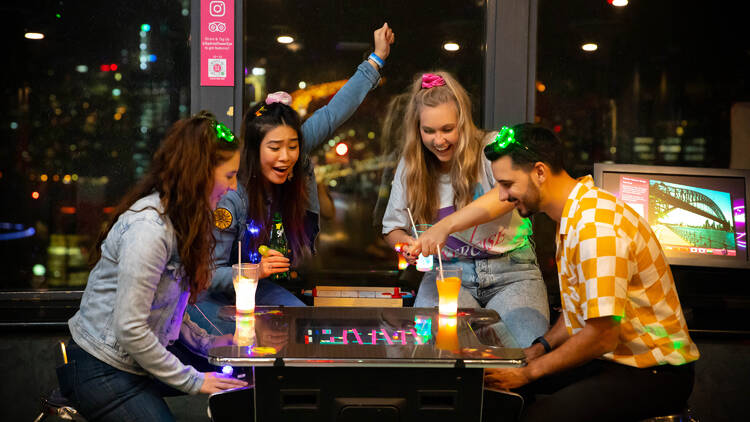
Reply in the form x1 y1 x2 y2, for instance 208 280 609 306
382 134 531 259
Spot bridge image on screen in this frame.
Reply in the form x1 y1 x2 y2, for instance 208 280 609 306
648 180 736 254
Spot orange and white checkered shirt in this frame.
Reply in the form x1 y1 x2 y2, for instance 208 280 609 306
556 175 699 367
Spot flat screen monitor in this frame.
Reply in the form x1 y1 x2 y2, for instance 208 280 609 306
593 163 749 269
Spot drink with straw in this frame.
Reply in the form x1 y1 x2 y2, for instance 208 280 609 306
414 224 434 271
436 266 461 315
407 208 434 272
233 263 260 314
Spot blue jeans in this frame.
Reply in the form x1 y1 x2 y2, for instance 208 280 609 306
188 279 305 335
414 243 549 348
61 340 214 422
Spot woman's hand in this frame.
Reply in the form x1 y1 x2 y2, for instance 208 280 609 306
259 249 290 279
373 22 395 61
398 237 419 266
199 371 248 394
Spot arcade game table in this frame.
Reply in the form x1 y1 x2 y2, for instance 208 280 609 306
208 306 524 421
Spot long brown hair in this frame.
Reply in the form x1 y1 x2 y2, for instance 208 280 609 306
90 111 241 303
241 101 310 265
401 71 484 224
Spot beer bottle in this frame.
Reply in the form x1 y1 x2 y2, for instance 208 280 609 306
268 212 290 280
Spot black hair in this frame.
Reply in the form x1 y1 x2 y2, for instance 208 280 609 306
483 123 566 173
241 101 310 264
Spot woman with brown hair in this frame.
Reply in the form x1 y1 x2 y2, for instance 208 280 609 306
382 72 550 348
64 112 247 421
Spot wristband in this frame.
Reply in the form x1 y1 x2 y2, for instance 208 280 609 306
532 336 551 353
368 53 385 69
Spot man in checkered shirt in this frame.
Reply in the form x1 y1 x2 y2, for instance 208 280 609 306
414 124 699 421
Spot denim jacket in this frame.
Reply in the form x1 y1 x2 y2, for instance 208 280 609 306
69 192 213 395
207 60 380 293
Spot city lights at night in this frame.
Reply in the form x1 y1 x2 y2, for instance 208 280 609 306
1 2 749 418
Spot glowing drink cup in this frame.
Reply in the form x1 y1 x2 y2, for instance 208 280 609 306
414 224 434 272
233 263 259 314
416 254 434 272
436 266 461 316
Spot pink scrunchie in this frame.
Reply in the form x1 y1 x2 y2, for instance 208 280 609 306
421 73 446 89
265 91 292 106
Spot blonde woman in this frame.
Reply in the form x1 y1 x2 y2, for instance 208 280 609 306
382 71 549 347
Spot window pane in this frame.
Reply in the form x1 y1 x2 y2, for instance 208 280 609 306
535 1 748 173
1 1 190 289
243 1 485 273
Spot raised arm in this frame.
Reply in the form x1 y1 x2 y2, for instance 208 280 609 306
411 184 515 256
301 23 394 152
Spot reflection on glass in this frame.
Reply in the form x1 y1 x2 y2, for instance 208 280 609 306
243 2 485 273
3 1 190 289
537 1 747 170
234 314 256 347
436 315 459 352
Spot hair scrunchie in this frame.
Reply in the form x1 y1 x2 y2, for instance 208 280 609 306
421 73 446 89
265 91 292 105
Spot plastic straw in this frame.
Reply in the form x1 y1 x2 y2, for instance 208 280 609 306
406 207 419 238
436 244 445 281
238 241 242 266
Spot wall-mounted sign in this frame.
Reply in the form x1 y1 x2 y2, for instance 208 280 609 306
200 0 234 86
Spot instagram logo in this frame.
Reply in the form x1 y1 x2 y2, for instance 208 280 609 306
210 1 226 17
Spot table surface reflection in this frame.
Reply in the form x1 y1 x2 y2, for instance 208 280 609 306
208 306 525 368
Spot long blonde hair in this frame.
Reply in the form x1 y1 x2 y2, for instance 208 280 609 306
401 71 484 224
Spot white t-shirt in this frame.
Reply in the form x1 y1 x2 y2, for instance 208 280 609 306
382 134 531 260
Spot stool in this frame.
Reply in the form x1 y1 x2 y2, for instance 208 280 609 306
34 387 86 422
638 407 698 422
34 341 87 422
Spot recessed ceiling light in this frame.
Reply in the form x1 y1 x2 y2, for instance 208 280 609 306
443 42 460 52
25 32 45 40
277 35 294 44
581 43 598 52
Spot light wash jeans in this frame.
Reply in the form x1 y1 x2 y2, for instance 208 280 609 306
414 242 549 348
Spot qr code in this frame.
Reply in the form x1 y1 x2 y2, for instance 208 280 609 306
208 59 226 78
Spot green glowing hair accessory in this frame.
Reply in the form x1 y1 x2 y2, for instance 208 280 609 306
212 121 236 143
483 126 528 161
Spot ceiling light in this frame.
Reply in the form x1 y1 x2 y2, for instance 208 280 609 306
609 0 628 6
277 35 294 44
581 43 598 52
443 42 460 52
25 32 45 40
